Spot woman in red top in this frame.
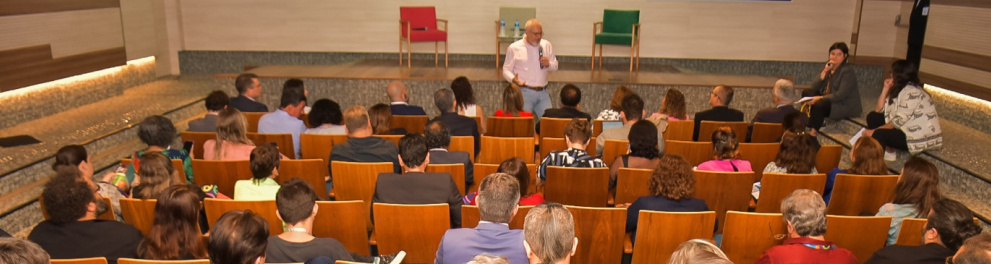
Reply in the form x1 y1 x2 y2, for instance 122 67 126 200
493 84 533 117
464 157 545 205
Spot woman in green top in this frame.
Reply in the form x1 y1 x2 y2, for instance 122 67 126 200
125 115 194 184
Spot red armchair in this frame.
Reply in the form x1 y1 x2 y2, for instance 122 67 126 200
399 6 448 68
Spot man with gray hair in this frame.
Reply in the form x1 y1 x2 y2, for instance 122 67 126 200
434 173 526 264
503 19 559 122
523 202 577 264
755 189 857 264
0 238 49 264
954 233 991 264
430 88 480 156
747 79 804 141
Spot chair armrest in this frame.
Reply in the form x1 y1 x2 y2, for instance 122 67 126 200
437 19 448 31
399 20 411 36
632 23 641 37
593 21 602 34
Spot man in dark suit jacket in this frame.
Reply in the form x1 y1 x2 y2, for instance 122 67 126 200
372 134 463 228
435 173 528 264
538 84 592 134
188 90 229 132
694 85 745 141
387 81 428 116
425 120 474 188
228 73 269 113
748 79 803 141
430 88 481 157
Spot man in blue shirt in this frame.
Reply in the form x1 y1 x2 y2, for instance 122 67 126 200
435 173 527 264
258 86 307 158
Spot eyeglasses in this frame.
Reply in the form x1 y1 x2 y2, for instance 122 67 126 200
711 91 722 101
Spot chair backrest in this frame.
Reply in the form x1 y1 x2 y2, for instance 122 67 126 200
40 196 116 221
191 159 251 196
121 158 187 185
487 116 535 137
50 257 109 264
895 217 928 246
449 136 475 162
425 163 466 195
601 140 628 166
247 133 296 159
602 9 640 34
180 131 216 159
816 145 843 174
372 134 403 146
567 206 627 264
824 215 892 262
279 159 330 200
751 122 784 143
471 163 537 194
754 173 826 213
827 174 899 216
698 121 748 143
540 137 566 160
472 116 483 135
391 115 429 133
631 211 716 264
720 211 787 264
461 205 533 230
544 167 610 207
593 119 604 137
738 142 781 181
663 140 713 167
499 7 537 29
539 117 572 139
614 168 653 205
664 120 694 141
693 170 756 232
479 136 534 164
313 201 371 255
373 203 449 263
203 198 283 235
300 113 311 128
243 112 265 133
299 133 337 168
400 6 438 31
119 198 158 236
118 258 210 264
329 161 394 210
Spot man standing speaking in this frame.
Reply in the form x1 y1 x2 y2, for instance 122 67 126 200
503 19 558 122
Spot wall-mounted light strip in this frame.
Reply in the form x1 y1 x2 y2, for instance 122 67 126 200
925 83 991 111
0 56 155 100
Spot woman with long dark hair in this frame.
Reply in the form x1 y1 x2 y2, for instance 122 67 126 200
862 60 942 159
452 76 486 134
763 131 818 174
137 184 208 260
803 42 862 136
877 157 942 245
609 120 662 186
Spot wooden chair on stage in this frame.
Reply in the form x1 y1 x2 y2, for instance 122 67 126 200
487 116 535 137
203 198 283 235
399 6 448 68
243 112 265 133
697 121 748 142
664 140 712 167
591 9 641 72
754 173 826 213
279 159 330 200
191 160 251 196
121 158 187 185
461 205 533 229
824 215 892 262
630 211 716 264
314 201 371 254
51 257 108 264
372 134 403 146
568 206 627 264
826 174 898 216
247 133 296 159
391 115 429 133
425 163 466 195
119 198 157 236
40 196 115 221
614 168 653 206
471 163 537 194
693 170 755 232
373 203 449 263
664 120 694 141
721 211 787 264
601 140 628 165
478 136 534 164
449 136 475 162
544 167 611 207
816 145 843 174
118 259 209 264
750 122 784 143
180 131 215 159
738 142 780 181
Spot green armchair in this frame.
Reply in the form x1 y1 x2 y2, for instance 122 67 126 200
592 9 641 72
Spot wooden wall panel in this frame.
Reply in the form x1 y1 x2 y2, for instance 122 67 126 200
0 47 126 92
0 0 119 17
0 8 125 58
856 1 905 57
121 0 157 60
922 5 991 57
919 3 991 101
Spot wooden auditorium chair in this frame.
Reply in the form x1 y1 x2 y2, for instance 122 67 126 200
720 211 787 264
118 198 157 236
567 206 627 264
693 170 755 232
614 168 653 206
448 135 475 162
630 211 716 264
754 173 826 213
544 167 611 207
471 163 537 194
816 144 843 174
461 205 533 230
202 198 283 235
279 159 330 200
391 115 429 133
824 215 892 262
895 218 928 246
50 257 108 264
487 116 535 137
538 117 571 139
313 200 372 254
591 9 641 72
478 136 534 164
372 203 450 263
180 131 215 159
600 140 628 166
425 163 466 195
118 259 209 264
663 140 712 167
246 132 296 159
697 121 748 143
191 160 251 196
329 161 394 214
750 122 784 143
738 142 780 181
299 134 342 167
663 120 694 141
826 174 899 216
242 112 264 133
399 6 448 68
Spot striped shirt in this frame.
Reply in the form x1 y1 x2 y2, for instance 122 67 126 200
537 148 607 181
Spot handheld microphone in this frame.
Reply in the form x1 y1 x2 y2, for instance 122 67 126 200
538 46 545 69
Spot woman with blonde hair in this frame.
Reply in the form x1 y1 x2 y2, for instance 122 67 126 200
597 86 634 120
652 89 689 121
668 239 731 264
130 152 183 199
494 84 532 117
824 137 888 204
203 108 255 160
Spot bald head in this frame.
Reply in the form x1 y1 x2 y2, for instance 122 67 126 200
710 85 734 107
387 81 409 103
524 19 543 45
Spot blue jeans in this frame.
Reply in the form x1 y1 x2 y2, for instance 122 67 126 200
521 87 551 123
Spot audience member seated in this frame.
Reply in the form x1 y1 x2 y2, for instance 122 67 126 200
29 167 142 264
188 90 230 132
126 115 193 184
0 237 49 264
538 118 606 183
130 152 182 199
431 88 481 156
387 80 428 116
266 179 388 263
781 112 821 151
609 120 662 186
523 202 578 264
763 131 819 174
668 239 731 264
436 173 528 264
953 234 991 264
596 85 634 121
452 76 487 134
878 157 942 245
697 127 752 172
466 254 510 264
747 79 801 141
755 189 857 264
824 137 888 204
865 199 982 264
494 84 533 117
228 73 268 113
465 157 545 206
596 93 666 156
137 185 208 260
258 86 308 158
648 88 690 121
369 103 407 135
304 99 346 135
328 106 401 189
626 155 710 245
204 108 257 160
863 60 942 159
425 120 474 188
207 210 269 264
693 85 744 141
372 134 464 227
53 145 123 220
234 143 282 201
539 84 592 133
